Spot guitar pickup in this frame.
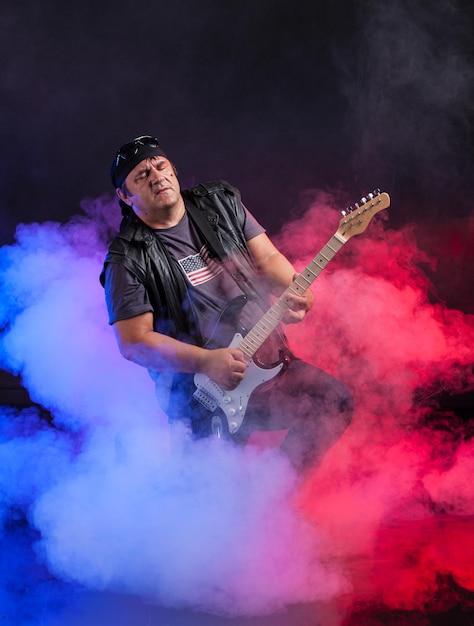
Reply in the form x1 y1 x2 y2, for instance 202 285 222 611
193 386 219 412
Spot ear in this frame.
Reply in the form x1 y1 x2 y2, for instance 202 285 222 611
116 187 132 206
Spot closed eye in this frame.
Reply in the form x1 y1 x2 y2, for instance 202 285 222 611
133 157 168 183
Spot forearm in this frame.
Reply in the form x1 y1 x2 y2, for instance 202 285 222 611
255 250 297 296
257 250 315 303
113 313 208 372
247 234 314 322
113 318 247 389
114 323 207 373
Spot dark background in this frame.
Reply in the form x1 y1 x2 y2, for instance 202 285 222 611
0 0 473 400
0 0 360 241
1 1 473 236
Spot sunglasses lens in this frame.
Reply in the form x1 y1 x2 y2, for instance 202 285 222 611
118 144 138 160
115 136 160 166
135 135 160 148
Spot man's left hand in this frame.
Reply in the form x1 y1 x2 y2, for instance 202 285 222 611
281 287 314 325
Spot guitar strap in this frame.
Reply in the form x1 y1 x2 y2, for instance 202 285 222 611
185 198 265 306
185 200 228 261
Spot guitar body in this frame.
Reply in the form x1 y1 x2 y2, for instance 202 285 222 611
194 332 286 434
192 295 290 435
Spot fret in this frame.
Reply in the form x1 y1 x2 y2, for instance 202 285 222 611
300 267 317 279
289 284 305 295
239 346 254 359
312 259 326 271
267 309 283 322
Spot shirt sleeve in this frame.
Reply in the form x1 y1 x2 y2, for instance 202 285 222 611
103 262 154 325
242 204 266 241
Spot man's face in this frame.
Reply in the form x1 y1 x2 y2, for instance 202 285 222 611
119 155 181 217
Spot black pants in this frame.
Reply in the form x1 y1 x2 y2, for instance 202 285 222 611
191 357 354 473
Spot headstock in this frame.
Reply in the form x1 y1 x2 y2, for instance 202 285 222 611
337 190 391 241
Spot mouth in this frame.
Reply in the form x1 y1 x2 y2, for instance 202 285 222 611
153 187 170 196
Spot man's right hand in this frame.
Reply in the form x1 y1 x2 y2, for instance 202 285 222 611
200 347 247 390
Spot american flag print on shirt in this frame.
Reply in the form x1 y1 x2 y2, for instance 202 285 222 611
178 245 223 286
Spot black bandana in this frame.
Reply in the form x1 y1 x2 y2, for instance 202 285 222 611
110 137 167 188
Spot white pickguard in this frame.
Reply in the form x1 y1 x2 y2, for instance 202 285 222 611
193 333 284 434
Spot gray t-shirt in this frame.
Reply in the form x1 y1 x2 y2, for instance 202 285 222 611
104 207 266 345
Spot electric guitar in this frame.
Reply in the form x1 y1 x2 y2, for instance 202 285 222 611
193 190 391 434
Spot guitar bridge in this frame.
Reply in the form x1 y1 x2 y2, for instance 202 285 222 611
193 384 221 412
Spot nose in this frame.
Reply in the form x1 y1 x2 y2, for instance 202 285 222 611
149 162 165 185
149 163 160 180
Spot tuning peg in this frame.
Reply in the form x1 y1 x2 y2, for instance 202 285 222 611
360 196 367 205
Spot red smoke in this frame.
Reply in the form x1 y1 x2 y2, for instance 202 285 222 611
274 191 474 617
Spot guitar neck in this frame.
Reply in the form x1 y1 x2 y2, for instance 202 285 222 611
238 232 346 359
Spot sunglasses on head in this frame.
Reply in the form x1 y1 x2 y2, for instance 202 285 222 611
114 136 160 167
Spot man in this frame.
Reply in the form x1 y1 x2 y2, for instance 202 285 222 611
101 135 353 472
